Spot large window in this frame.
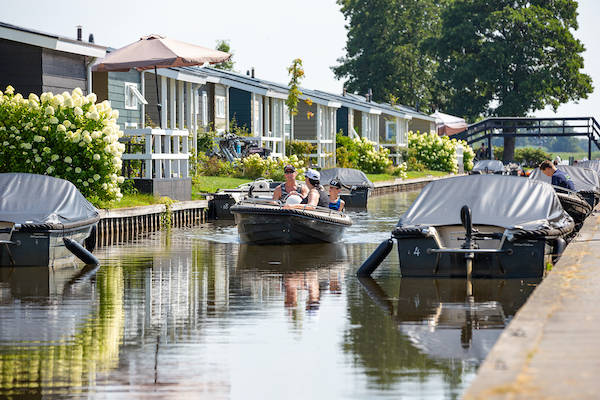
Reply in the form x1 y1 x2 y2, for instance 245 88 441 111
215 95 226 118
124 82 147 110
385 120 396 141
283 104 291 137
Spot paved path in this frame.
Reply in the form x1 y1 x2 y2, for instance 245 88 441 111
464 211 600 399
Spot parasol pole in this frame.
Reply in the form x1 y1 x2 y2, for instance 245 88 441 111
155 66 162 128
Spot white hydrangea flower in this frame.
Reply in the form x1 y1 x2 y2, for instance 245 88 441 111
64 156 72 163
74 107 83 116
75 167 82 173
45 106 54 115
51 154 59 161
93 154 101 161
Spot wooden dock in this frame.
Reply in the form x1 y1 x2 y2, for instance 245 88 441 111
97 200 208 246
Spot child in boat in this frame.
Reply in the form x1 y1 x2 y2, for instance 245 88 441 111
328 179 345 211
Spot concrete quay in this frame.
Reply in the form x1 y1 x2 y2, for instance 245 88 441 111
464 211 600 399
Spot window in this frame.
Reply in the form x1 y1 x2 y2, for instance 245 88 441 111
124 82 147 110
202 91 208 126
215 95 226 118
385 120 397 141
283 104 291 136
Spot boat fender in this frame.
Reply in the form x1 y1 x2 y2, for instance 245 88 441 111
84 225 97 252
357 239 394 277
63 237 99 265
553 237 567 256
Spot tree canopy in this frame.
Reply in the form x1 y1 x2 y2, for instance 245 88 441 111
214 40 235 71
430 0 592 121
332 0 447 112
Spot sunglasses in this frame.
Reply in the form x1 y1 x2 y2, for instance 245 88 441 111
284 170 295 174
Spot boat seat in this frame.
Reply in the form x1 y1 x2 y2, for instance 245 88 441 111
0 221 16 265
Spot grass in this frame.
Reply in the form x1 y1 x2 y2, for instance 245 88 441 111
548 151 600 161
192 175 252 198
94 193 164 209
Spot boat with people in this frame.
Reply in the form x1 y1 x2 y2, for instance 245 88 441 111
529 164 597 221
358 175 575 278
231 199 352 245
0 173 100 267
319 167 374 208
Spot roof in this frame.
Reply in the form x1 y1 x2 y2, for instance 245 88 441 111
0 20 107 58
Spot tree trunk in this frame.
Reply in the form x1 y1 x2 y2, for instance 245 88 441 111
503 129 515 162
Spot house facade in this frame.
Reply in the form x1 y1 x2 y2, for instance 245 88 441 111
0 21 106 96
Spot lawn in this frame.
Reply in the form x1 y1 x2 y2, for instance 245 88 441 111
192 175 252 198
94 193 164 209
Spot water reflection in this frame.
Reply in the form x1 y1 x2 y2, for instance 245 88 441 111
0 190 540 399
0 265 124 398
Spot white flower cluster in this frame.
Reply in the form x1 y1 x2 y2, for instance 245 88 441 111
408 131 474 173
0 86 126 201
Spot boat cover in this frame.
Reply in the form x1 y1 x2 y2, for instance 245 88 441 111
529 165 600 193
398 175 571 231
577 160 600 175
472 160 505 173
0 173 99 228
319 168 374 188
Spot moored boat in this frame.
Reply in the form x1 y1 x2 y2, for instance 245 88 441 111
529 164 600 208
359 175 574 278
319 168 374 208
0 173 100 267
231 199 352 245
469 160 507 175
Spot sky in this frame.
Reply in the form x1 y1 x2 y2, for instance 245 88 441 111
1 0 598 120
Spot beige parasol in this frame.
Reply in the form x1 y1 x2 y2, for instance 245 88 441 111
93 34 230 126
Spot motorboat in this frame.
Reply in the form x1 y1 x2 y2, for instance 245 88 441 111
529 165 597 217
469 160 506 175
386 175 574 278
230 199 352 245
207 178 281 220
0 173 99 266
320 168 374 208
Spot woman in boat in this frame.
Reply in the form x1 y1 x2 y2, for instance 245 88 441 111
328 179 345 211
285 169 329 210
272 164 308 202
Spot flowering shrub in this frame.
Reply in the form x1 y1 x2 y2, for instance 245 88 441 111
390 162 408 179
408 131 473 173
195 153 306 181
0 86 125 201
335 133 392 173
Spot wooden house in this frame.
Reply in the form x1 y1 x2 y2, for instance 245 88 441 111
0 21 106 96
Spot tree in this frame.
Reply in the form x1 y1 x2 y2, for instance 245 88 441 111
332 0 447 112
214 40 234 71
430 0 593 161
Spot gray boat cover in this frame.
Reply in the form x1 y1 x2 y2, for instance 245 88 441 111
472 160 505 173
0 173 99 227
529 165 600 193
577 160 600 175
398 175 570 231
319 168 374 188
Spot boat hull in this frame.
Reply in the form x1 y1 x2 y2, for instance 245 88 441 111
396 237 551 278
341 187 370 208
233 208 350 245
0 224 95 267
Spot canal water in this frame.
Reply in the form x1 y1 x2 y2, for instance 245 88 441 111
0 191 540 399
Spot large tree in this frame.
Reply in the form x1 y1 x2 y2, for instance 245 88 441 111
430 0 592 161
333 0 447 111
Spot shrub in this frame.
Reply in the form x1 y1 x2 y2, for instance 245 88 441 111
0 86 125 201
237 154 305 180
197 129 219 153
285 140 315 164
335 133 392 173
408 131 473 173
515 147 551 167
389 162 408 179
196 153 235 176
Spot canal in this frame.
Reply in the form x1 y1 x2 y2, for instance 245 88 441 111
0 191 540 399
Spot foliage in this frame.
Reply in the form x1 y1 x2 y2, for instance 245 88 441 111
514 147 551 168
238 154 305 181
335 133 392 173
408 131 473 173
197 129 219 153
285 140 315 165
214 40 234 71
333 0 446 112
404 147 426 172
388 162 408 179
0 86 125 201
196 153 235 176
192 175 252 195
285 59 305 117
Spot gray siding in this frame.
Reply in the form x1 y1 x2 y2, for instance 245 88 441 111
294 101 317 140
409 118 434 134
41 48 87 94
107 70 142 128
0 39 42 95
197 83 215 131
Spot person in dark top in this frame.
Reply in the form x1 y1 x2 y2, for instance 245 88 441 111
328 179 346 211
285 169 329 209
272 164 308 202
539 160 575 190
